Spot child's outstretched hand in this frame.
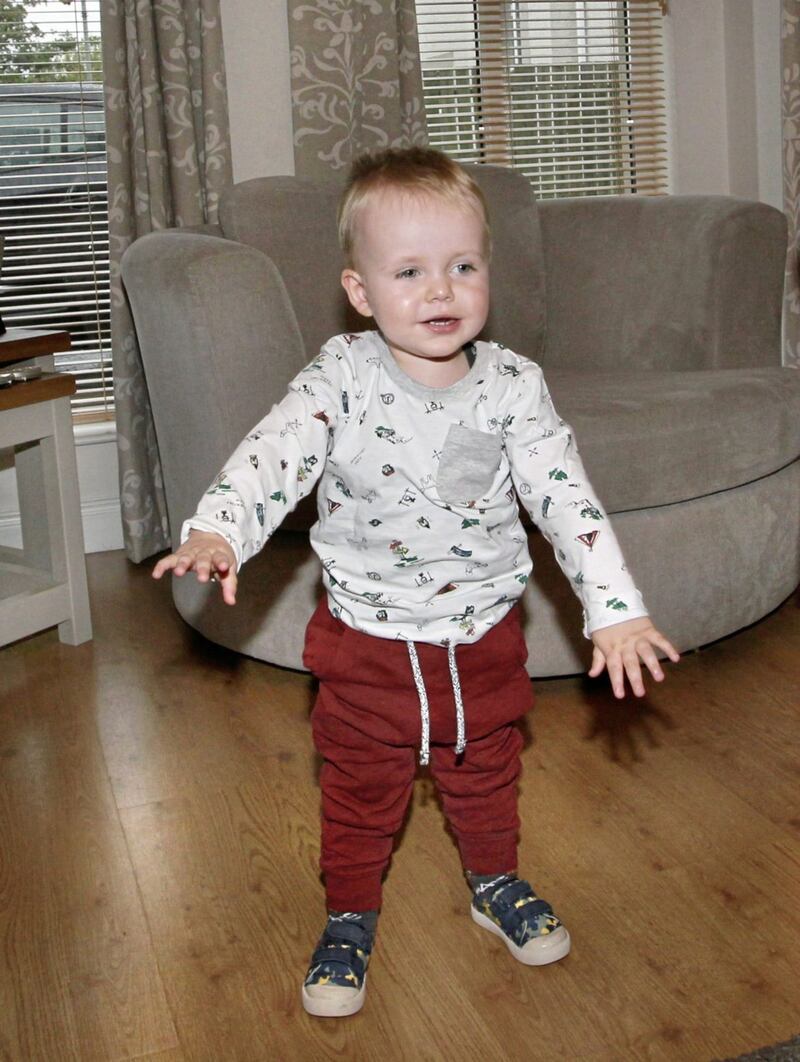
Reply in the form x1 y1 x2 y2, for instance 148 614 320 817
589 616 679 698
152 530 238 606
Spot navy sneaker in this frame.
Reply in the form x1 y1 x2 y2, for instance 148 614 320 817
471 874 571 965
301 914 373 1018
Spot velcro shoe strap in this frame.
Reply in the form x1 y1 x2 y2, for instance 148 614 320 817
491 878 541 910
325 920 374 953
522 898 555 920
309 942 368 979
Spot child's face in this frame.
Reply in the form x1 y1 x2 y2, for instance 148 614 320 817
341 190 490 377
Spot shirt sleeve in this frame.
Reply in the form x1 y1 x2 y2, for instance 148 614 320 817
179 341 344 569
502 358 649 637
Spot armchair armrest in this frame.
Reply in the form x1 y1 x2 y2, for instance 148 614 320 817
121 230 307 543
538 195 787 371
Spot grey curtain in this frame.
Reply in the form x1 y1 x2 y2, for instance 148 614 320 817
783 0 800 367
289 0 428 177
101 0 233 562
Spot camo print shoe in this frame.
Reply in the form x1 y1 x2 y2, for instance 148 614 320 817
301 914 373 1018
471 874 571 966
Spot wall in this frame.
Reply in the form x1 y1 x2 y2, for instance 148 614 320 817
0 0 786 556
666 0 782 207
753 0 783 209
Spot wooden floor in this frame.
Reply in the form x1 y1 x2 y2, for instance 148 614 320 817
1 551 799 1062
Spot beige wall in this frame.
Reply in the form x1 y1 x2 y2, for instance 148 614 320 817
753 0 783 209
665 0 782 207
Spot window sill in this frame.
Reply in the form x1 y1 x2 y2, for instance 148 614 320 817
74 419 116 446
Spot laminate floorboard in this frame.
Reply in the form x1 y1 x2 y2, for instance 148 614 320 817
0 550 798 1061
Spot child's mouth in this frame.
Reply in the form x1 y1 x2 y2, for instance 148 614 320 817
423 317 459 331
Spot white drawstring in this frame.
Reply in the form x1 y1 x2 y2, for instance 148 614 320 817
406 641 431 765
448 643 467 756
406 640 467 766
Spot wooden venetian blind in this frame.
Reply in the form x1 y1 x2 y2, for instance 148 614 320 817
0 0 112 420
415 0 669 198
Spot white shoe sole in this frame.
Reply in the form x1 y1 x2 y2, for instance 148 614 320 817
301 974 367 1018
471 907 571 965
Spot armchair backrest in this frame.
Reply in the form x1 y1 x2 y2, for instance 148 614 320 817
121 231 307 542
538 194 787 370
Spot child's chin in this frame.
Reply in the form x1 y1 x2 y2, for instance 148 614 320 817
418 346 466 361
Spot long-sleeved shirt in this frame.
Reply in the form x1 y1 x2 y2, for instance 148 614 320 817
183 330 648 646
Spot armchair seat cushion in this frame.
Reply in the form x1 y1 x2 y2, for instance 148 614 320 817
548 366 800 512
281 365 800 532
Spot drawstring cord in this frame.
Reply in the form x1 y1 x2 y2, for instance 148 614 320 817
406 641 467 766
406 642 430 765
448 643 467 756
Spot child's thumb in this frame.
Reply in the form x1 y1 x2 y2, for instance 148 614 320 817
587 646 605 678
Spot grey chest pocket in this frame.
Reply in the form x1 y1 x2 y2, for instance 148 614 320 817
436 424 503 505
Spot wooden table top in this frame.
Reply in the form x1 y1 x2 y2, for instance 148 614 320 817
0 328 71 366
0 372 76 412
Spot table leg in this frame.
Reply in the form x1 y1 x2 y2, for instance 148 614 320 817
13 360 58 570
43 398 92 645
16 440 51 570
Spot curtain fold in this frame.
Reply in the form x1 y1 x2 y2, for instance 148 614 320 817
102 0 233 562
289 0 428 178
783 0 800 367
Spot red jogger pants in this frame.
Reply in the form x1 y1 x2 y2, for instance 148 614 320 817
303 599 535 911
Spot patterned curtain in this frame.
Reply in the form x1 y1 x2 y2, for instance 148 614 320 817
783 0 800 367
289 0 428 177
101 0 233 562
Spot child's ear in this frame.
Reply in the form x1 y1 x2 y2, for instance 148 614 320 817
341 269 373 318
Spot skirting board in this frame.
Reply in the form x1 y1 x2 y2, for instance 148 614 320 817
0 496 124 554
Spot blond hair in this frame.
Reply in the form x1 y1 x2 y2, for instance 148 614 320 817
338 147 490 266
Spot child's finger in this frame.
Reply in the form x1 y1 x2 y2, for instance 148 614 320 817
606 653 626 698
173 551 198 576
622 649 646 697
152 555 176 579
653 632 681 663
219 570 238 606
587 645 606 678
212 551 231 574
195 553 214 582
155 553 191 578
637 641 665 683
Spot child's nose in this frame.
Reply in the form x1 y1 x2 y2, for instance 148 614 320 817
428 275 453 301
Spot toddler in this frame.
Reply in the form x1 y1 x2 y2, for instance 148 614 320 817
154 147 679 1019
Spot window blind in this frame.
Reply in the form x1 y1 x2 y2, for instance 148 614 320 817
0 0 111 420
415 0 668 199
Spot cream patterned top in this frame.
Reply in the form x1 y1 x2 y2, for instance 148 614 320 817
183 331 648 645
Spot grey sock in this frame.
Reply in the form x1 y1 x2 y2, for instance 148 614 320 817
467 871 515 894
328 909 379 936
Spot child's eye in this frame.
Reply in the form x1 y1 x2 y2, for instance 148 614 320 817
454 263 476 274
397 267 420 280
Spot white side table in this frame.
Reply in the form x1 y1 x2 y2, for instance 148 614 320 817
0 329 92 646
